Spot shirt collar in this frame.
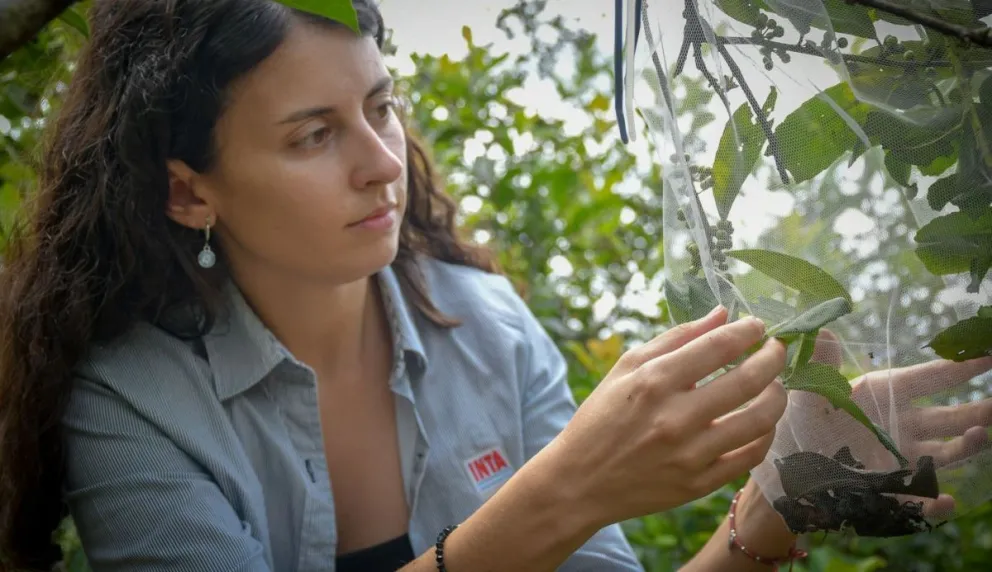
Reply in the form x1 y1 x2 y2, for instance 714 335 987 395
203 265 428 401
376 264 428 384
202 280 287 401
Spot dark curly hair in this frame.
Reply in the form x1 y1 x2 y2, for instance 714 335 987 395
0 0 495 568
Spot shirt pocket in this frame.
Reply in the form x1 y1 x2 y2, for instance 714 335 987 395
441 409 522 503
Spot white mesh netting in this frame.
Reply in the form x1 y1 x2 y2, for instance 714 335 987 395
617 0 992 537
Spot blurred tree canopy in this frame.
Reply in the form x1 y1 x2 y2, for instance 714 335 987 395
1 1 990 570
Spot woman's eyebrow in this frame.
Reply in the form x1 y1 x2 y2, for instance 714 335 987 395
277 76 394 125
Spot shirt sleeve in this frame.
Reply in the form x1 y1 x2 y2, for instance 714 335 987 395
62 375 272 572
511 288 646 572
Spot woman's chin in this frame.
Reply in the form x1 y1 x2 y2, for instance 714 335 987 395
325 239 401 282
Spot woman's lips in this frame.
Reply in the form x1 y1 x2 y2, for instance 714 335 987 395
351 205 397 231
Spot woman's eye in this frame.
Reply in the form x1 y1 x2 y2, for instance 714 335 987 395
375 100 395 120
297 126 332 148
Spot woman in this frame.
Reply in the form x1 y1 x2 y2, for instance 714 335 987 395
1 1 989 571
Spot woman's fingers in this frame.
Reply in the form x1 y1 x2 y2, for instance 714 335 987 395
690 379 787 461
916 427 989 521
613 305 728 374
916 399 992 439
878 356 992 400
698 430 777 493
914 426 989 468
921 493 956 521
643 315 769 393
690 337 787 422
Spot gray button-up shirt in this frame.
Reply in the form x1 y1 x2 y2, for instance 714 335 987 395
62 257 644 571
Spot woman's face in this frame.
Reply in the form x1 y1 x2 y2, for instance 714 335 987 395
168 20 407 285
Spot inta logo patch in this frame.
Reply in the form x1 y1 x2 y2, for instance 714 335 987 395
464 446 514 498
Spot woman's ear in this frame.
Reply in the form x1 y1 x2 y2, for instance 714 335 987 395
166 159 215 230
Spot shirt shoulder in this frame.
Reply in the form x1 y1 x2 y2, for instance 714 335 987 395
416 256 531 337
411 257 565 392
72 320 217 413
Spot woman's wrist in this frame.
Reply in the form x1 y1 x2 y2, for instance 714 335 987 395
733 478 799 556
682 479 802 572
425 446 604 572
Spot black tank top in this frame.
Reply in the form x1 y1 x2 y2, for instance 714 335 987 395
335 533 416 572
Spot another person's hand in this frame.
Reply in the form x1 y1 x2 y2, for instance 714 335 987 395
538 305 788 529
758 329 992 520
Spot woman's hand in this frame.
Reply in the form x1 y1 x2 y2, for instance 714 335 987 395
405 306 791 572
537 305 789 529
759 329 992 521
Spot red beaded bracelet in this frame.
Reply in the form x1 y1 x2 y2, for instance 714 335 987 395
728 489 807 571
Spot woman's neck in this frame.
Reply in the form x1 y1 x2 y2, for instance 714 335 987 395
231 268 388 378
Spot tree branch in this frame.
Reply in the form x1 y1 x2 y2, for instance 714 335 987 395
642 0 715 248
680 0 791 183
846 0 992 48
693 40 731 117
674 30 691 77
715 40 790 185
0 0 79 61
720 36 953 69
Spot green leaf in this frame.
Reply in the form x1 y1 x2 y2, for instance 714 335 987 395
970 257 992 294
0 182 21 244
763 0 876 38
752 296 798 324
849 43 943 109
871 9 914 26
914 209 992 290
863 108 962 168
713 0 768 26
2 82 36 115
771 297 853 338
774 83 872 184
711 91 774 219
666 275 718 325
918 153 958 177
927 174 959 211
981 75 992 108
764 0 822 35
785 332 819 377
822 0 877 39
786 363 908 466
58 7 90 38
885 153 920 200
928 170 989 219
955 97 992 219
274 0 360 32
726 249 851 305
884 153 912 187
794 332 818 369
926 316 992 362
931 4 982 26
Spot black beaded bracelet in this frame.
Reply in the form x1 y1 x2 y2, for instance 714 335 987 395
434 524 458 571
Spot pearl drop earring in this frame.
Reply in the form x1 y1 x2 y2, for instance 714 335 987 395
198 216 216 269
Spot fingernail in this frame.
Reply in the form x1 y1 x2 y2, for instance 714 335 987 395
748 316 766 333
705 305 725 319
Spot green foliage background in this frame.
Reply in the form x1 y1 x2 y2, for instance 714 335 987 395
0 1 989 570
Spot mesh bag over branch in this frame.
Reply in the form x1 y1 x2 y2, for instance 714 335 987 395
618 0 992 538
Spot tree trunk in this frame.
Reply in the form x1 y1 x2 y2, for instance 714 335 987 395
0 0 79 61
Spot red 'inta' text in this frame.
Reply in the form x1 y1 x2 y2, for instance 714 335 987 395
467 449 510 483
